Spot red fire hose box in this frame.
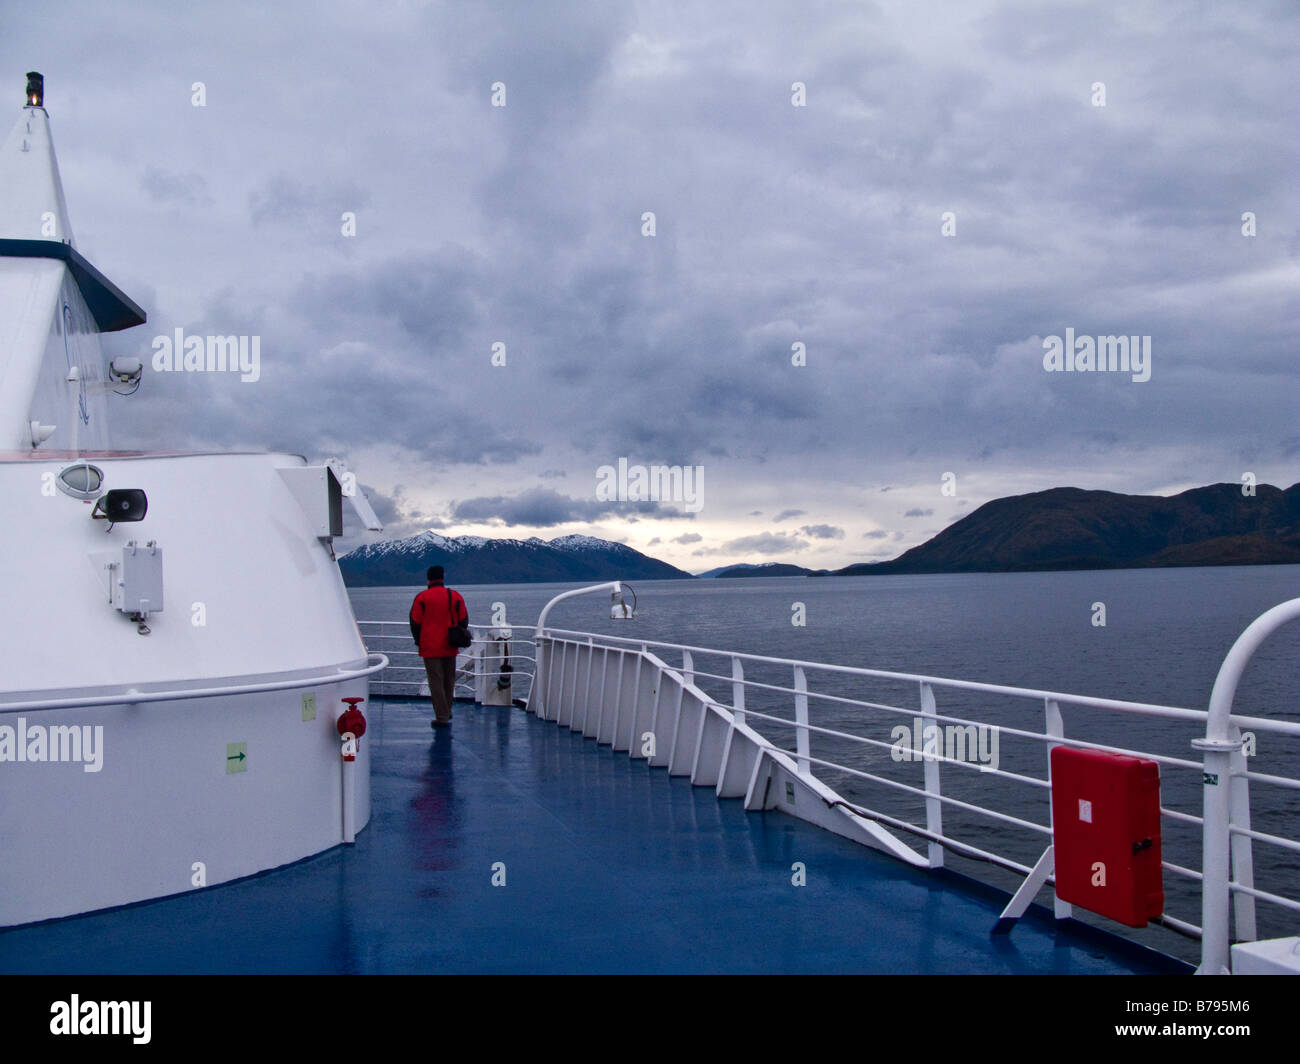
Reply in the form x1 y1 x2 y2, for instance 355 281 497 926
1050 745 1163 927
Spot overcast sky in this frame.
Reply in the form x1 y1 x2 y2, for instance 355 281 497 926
6 1 1297 570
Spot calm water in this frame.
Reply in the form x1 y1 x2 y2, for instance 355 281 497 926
350 566 1300 959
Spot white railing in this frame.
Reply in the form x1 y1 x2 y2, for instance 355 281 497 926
532 599 1300 975
357 621 535 702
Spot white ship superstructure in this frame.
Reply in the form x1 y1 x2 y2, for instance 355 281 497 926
0 74 386 927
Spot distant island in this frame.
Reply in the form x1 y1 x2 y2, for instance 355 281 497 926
338 482 1300 586
711 563 826 578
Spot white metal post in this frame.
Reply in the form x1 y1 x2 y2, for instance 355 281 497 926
622 653 642 749
731 657 745 728
1228 722 1257 943
576 636 594 731
1044 698 1072 919
605 649 625 743
531 636 548 718
920 681 944 869
1195 597 1300 975
793 665 810 776
556 640 570 724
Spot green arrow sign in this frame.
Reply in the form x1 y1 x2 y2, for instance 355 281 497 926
226 742 247 774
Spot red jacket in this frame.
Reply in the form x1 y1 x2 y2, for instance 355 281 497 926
409 583 469 658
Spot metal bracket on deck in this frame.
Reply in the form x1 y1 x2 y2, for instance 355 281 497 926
993 845 1055 934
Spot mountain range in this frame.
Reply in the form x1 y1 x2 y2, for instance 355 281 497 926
338 482 1300 586
833 482 1300 575
338 532 693 587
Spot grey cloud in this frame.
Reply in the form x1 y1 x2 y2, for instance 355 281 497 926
774 509 807 522
249 175 372 228
719 532 809 555
249 176 312 226
362 483 404 526
140 166 213 208
291 245 487 346
335 482 442 552
801 524 844 539
450 487 691 527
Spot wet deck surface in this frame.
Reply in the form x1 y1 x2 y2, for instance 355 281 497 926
0 700 1176 973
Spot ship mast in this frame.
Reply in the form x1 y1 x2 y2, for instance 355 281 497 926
0 72 145 452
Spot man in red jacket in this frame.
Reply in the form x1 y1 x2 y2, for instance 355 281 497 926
409 565 469 728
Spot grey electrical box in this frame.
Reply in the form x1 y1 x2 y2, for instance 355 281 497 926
112 540 163 616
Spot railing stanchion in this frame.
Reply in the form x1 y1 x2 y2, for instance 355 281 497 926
731 657 745 728
533 636 548 717
1229 723 1257 943
794 665 810 776
557 640 572 723
605 649 625 742
1044 698 1071 920
595 647 609 736
1194 596 1300 974
920 681 944 869
548 639 563 721
624 652 642 748
577 636 595 731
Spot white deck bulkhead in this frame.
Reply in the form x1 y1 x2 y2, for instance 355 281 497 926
0 451 378 927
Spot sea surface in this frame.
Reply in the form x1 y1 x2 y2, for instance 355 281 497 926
350 565 1300 961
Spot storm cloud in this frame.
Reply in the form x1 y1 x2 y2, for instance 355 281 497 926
9 0 1294 572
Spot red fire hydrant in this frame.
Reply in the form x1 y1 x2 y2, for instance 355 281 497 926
337 697 367 762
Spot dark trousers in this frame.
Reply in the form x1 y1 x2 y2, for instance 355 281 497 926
423 656 457 722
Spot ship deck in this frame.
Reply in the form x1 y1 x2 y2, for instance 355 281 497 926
0 699 1187 974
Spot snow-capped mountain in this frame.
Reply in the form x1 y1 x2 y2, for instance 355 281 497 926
338 531 694 587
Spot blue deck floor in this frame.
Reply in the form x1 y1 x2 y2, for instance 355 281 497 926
0 700 1180 974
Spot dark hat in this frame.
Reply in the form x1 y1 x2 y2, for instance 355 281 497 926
427 565 445 582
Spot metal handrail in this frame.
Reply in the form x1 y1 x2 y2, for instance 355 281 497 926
0 654 390 714
542 630 1220 865
539 627 1215 723
358 620 534 698
638 667 1211 772
361 620 533 633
